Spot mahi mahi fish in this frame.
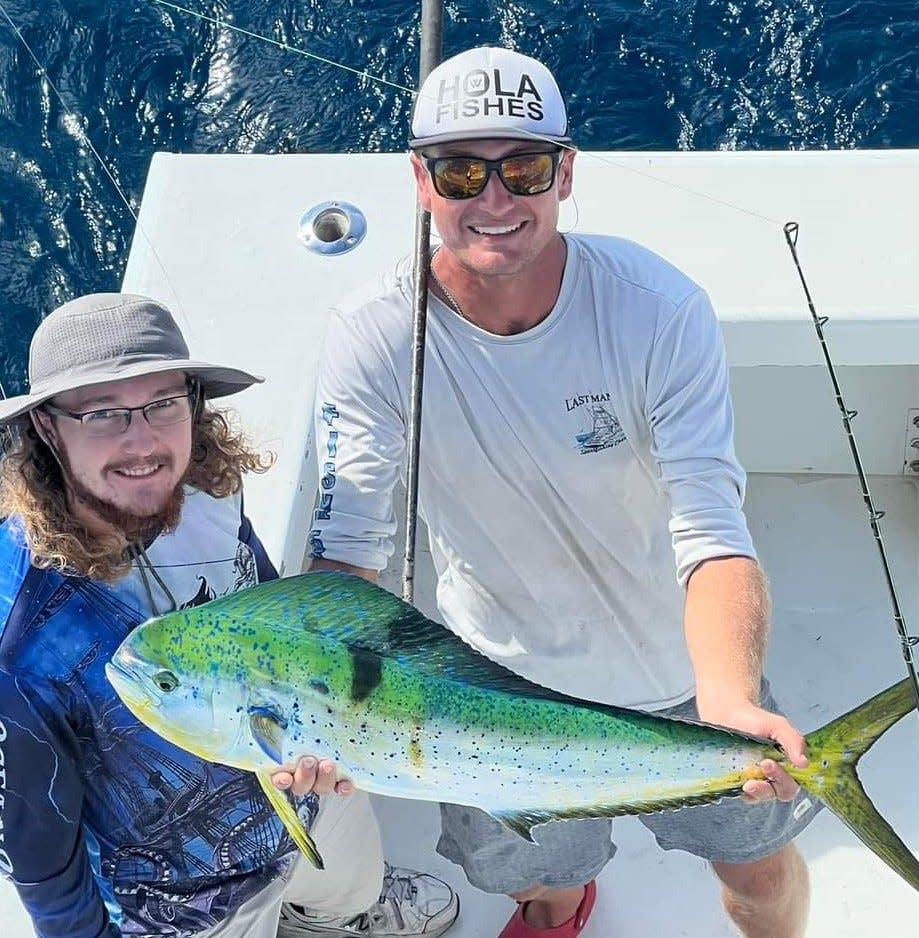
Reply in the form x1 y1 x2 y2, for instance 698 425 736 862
106 570 919 886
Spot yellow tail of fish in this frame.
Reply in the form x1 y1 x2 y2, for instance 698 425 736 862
789 678 918 889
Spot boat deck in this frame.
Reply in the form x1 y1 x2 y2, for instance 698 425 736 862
1 150 917 934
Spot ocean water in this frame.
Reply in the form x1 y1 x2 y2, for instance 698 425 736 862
1 0 917 393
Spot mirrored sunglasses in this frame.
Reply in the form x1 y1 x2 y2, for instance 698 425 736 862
424 150 562 200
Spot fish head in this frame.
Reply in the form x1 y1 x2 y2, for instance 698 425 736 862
108 576 378 774
106 610 258 769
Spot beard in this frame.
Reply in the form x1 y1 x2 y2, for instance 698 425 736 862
61 449 187 546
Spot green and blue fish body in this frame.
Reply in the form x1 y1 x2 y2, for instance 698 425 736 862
106 571 919 888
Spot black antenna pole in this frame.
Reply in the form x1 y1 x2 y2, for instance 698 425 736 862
402 1 443 603
783 221 919 713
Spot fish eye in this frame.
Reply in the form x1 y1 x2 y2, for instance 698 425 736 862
153 670 179 692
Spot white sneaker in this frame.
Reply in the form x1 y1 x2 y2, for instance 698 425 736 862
277 862 460 937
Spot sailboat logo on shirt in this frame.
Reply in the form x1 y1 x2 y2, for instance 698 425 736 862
567 396 626 454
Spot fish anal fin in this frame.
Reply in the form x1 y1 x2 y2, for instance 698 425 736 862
491 790 744 843
491 811 538 843
256 771 324 869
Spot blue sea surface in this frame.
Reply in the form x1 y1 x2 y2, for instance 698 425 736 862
0 0 917 392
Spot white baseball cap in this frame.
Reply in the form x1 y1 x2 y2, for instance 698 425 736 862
409 46 571 150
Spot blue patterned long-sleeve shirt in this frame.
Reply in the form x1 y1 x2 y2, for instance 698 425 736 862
0 489 313 937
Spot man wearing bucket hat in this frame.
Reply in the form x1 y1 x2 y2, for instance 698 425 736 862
308 46 817 938
0 293 458 938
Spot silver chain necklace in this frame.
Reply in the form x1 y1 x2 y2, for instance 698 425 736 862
428 249 467 321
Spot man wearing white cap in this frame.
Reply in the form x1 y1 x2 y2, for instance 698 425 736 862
0 293 458 938
309 46 816 938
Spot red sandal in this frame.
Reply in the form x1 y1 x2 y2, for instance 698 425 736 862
498 880 597 938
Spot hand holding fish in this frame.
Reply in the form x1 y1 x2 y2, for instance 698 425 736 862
271 754 355 797
697 700 808 804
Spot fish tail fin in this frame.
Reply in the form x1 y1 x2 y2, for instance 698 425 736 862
256 770 325 869
791 678 918 889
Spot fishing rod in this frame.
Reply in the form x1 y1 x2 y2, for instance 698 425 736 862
401 0 443 605
783 222 919 714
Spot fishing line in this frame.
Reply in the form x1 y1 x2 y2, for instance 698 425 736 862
153 0 416 95
783 221 919 713
0 2 130 217
0 0 194 334
151 0 784 230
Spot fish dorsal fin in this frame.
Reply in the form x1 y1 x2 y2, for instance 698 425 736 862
173 572 766 746
221 571 623 713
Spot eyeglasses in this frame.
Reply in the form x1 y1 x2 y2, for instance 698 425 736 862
43 388 196 438
424 150 562 200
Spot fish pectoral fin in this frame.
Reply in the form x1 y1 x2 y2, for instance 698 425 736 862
249 707 288 763
255 770 324 870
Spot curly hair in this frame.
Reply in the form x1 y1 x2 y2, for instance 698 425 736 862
0 407 274 583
